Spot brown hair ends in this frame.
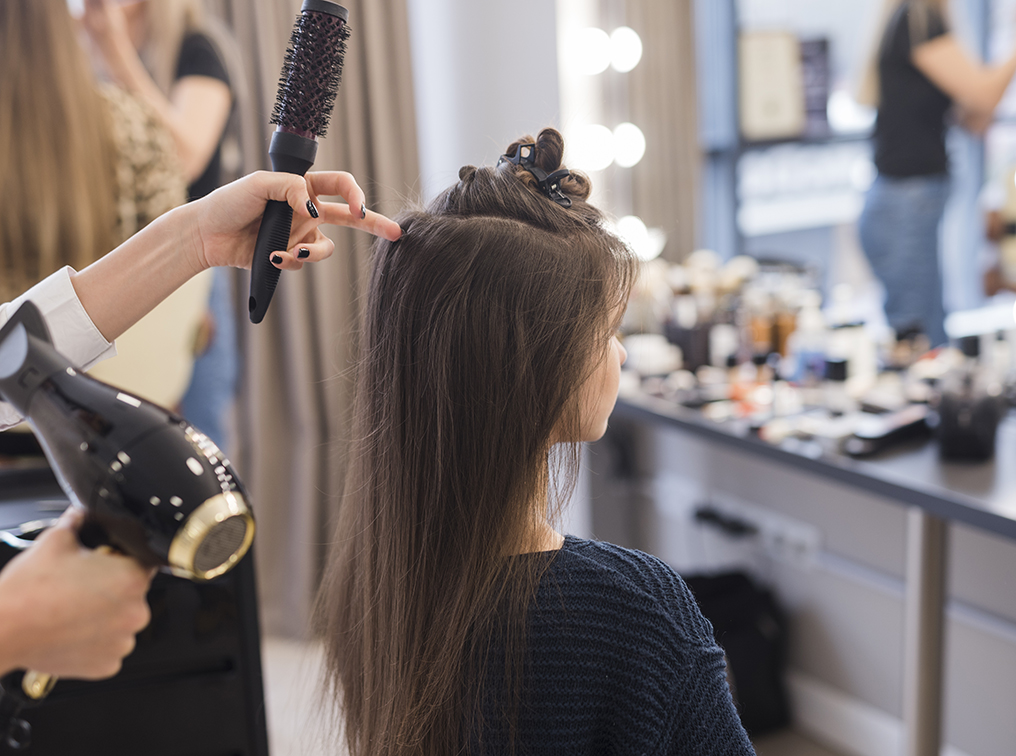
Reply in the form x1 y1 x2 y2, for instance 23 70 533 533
316 127 638 756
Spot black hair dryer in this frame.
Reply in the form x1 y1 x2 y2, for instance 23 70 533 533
0 301 256 749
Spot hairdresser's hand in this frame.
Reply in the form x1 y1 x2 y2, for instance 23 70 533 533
0 508 154 679
190 170 402 273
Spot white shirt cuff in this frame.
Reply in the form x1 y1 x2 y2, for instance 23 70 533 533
0 267 116 431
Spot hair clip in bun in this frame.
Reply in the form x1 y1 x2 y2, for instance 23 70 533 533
498 143 572 208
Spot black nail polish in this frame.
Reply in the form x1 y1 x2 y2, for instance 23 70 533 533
360 202 367 220
298 247 310 259
271 254 283 265
306 200 319 219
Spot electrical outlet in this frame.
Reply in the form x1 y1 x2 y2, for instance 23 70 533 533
694 495 822 570
759 516 821 568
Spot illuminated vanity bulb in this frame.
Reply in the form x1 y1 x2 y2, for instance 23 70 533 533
613 122 646 167
617 215 666 261
610 27 643 73
573 124 615 171
573 27 612 75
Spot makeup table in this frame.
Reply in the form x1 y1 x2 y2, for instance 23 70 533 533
611 391 1016 756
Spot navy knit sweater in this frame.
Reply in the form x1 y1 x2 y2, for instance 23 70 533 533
476 536 756 755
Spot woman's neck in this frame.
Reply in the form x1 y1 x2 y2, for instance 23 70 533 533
517 499 564 554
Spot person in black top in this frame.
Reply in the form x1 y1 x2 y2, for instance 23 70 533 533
82 0 240 450
858 0 1016 346
316 128 756 756
174 29 231 200
81 0 233 196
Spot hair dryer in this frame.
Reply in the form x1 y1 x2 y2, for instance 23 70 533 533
0 301 255 748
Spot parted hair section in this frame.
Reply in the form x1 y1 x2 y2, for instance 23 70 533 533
317 127 638 756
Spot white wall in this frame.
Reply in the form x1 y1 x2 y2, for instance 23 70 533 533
405 0 562 202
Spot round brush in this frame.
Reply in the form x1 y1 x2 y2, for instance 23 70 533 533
248 0 350 324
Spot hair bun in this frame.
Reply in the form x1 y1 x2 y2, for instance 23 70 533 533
502 127 591 204
533 129 564 173
503 128 563 174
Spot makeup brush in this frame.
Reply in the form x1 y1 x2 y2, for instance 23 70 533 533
248 0 349 324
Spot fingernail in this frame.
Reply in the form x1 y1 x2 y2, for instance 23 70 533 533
360 203 367 220
271 254 283 265
297 247 310 259
306 200 319 219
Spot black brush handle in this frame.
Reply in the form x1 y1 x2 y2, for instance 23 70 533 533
248 131 318 324
249 200 293 324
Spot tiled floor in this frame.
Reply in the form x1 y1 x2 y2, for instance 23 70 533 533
261 638 843 756
753 729 844 756
262 637 333 756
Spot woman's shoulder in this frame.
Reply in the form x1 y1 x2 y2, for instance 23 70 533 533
886 1 949 47
176 31 229 86
543 536 715 646
523 539 751 752
556 535 686 588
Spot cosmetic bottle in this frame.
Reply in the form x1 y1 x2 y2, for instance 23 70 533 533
823 357 853 416
938 336 1004 460
743 287 774 357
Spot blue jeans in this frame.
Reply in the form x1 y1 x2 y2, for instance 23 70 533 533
180 268 238 452
858 173 950 346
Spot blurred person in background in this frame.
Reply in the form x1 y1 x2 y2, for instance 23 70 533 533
82 0 240 451
0 0 190 456
857 0 1016 346
0 0 185 303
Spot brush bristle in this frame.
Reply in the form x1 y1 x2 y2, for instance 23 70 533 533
270 12 350 138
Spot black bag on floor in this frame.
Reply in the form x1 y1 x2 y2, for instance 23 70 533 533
684 571 790 736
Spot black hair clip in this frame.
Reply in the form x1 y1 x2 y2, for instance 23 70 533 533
498 143 572 208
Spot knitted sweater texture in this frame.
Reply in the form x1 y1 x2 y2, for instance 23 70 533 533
477 536 756 755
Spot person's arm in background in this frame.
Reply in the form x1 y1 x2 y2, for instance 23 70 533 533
81 0 230 183
912 34 1016 120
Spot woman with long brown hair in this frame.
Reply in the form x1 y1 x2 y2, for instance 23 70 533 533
317 128 755 755
0 0 198 419
81 0 244 448
0 0 185 304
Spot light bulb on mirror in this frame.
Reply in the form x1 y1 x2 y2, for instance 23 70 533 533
573 27 611 75
616 215 666 261
572 124 615 171
610 27 642 73
613 122 646 167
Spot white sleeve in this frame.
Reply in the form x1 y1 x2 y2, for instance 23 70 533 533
0 267 116 431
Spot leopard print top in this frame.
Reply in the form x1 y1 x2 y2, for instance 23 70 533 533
100 83 187 243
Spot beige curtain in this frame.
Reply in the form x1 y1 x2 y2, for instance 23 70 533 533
624 0 699 262
207 0 419 637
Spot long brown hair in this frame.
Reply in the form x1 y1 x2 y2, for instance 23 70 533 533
316 128 638 755
0 0 117 301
